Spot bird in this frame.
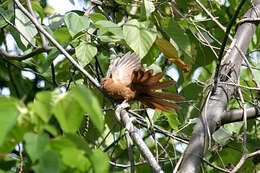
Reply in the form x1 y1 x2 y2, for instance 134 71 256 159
101 52 184 113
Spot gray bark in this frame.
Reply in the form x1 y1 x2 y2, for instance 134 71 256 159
179 1 260 172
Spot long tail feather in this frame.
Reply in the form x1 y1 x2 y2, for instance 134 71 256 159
140 69 153 83
143 72 164 85
137 96 181 112
131 68 184 112
150 101 172 113
148 92 185 101
150 97 181 110
146 80 176 89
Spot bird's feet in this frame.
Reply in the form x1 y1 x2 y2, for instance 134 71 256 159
115 100 130 122
115 101 136 131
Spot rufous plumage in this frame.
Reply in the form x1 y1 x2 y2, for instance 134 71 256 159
101 52 184 113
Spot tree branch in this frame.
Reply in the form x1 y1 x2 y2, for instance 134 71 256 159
26 0 48 48
0 46 74 61
179 1 260 172
0 47 50 60
14 1 166 172
221 106 260 125
117 105 164 173
14 0 101 89
0 10 37 49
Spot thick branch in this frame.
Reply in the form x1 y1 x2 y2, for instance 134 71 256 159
119 109 164 173
179 1 260 173
222 106 260 124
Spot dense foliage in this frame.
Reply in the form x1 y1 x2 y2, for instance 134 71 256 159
0 0 259 172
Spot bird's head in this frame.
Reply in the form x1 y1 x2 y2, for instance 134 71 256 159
101 77 112 88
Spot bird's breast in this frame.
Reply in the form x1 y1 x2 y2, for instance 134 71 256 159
103 80 136 101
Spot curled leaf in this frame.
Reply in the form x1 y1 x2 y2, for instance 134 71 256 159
169 58 189 73
155 38 189 72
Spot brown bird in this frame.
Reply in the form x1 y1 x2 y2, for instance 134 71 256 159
101 52 184 113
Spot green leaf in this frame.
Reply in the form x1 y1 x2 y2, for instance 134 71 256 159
95 20 123 38
48 136 76 152
64 12 90 37
48 14 64 31
240 67 252 81
252 61 260 84
0 97 18 148
53 27 72 45
160 17 191 57
60 147 90 171
28 91 53 123
212 127 232 146
166 112 180 130
142 43 160 66
32 150 60 173
32 2 45 19
0 8 13 28
42 48 59 73
97 35 123 43
123 19 157 58
89 150 110 173
89 13 107 23
24 132 49 163
224 122 243 135
53 93 84 133
72 86 104 133
65 134 109 173
144 0 155 19
75 42 97 67
15 9 37 47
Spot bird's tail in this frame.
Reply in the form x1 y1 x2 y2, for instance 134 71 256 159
131 68 184 113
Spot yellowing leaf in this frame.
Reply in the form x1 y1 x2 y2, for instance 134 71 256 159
155 38 178 59
155 38 189 72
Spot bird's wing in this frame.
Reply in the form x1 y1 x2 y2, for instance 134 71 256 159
109 52 141 86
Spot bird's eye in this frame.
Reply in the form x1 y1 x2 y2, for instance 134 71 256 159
101 78 107 84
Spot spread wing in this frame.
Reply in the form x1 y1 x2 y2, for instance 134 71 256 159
107 52 140 86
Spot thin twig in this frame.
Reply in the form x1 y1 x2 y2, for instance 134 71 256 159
235 45 260 88
172 153 184 173
214 0 247 87
237 17 260 24
51 63 58 87
104 134 125 152
1 57 54 85
110 157 178 168
0 47 51 60
195 0 227 33
146 111 159 162
97 122 118 149
26 0 48 48
125 131 135 173
230 87 247 173
218 82 260 90
116 104 164 173
18 143 23 173
0 10 37 48
202 158 229 173
7 64 21 98
156 141 174 168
